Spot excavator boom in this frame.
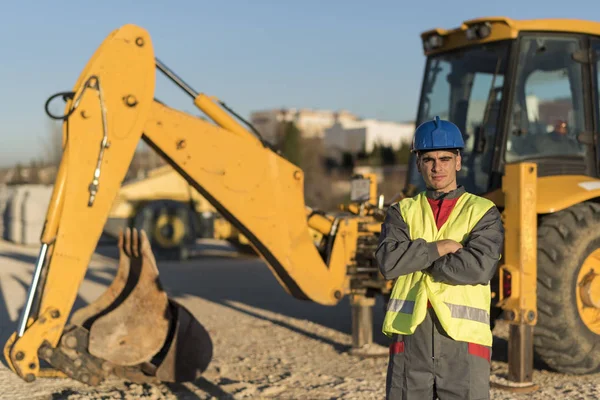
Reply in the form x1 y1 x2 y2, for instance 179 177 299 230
141 100 351 303
4 24 361 385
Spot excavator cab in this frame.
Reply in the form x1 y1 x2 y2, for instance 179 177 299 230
406 22 598 195
404 18 600 384
407 38 509 194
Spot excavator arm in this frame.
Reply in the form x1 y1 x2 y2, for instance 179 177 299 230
4 24 369 385
142 99 353 303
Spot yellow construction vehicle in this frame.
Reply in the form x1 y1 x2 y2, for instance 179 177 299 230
106 164 249 259
4 17 600 390
2 24 388 386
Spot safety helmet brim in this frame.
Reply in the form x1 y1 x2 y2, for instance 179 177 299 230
411 146 463 154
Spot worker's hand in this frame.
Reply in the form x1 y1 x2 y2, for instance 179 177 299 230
436 239 463 256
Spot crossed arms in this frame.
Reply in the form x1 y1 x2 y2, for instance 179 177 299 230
374 203 505 285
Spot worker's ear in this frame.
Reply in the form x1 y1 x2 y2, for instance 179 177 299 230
416 153 422 173
455 152 462 172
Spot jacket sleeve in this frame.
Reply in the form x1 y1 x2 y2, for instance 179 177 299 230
374 204 440 280
426 206 504 286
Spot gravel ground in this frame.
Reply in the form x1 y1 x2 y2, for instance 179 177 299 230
0 239 598 400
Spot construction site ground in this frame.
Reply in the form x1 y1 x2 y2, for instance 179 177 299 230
0 238 599 400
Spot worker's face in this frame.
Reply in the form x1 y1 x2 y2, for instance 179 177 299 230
417 150 461 192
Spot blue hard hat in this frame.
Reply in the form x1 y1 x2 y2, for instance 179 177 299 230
411 116 465 153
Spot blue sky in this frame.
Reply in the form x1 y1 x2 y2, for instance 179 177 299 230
1 0 598 167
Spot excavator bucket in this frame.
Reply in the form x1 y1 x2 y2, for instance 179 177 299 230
41 228 213 384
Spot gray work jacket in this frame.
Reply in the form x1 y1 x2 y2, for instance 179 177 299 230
374 186 505 286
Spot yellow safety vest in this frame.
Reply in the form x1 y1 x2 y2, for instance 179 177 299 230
381 191 496 347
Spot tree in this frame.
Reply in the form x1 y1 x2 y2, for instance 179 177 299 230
341 152 355 171
299 137 346 210
28 159 42 184
395 142 412 165
41 120 64 166
380 145 396 165
280 121 302 166
9 163 27 185
368 143 382 166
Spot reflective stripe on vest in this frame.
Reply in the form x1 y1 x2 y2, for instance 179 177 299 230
381 191 495 347
387 299 490 324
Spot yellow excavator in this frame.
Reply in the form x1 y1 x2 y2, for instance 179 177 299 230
2 23 387 386
4 17 600 390
106 164 249 259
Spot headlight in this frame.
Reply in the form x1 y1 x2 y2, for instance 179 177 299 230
465 22 492 40
423 34 444 52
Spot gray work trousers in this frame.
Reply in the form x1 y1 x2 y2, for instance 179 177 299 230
386 307 492 400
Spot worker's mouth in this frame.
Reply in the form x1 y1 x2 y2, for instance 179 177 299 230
432 176 446 181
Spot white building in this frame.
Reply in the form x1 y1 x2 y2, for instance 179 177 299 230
324 119 415 160
250 108 360 145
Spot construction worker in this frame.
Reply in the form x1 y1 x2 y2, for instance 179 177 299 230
375 116 504 400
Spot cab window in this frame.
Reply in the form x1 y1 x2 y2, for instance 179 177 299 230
506 35 587 162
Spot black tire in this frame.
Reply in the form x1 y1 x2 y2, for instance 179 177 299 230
132 200 198 261
535 201 600 374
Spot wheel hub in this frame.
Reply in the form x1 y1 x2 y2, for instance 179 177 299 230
153 213 185 249
577 249 600 335
160 224 175 239
579 270 600 309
